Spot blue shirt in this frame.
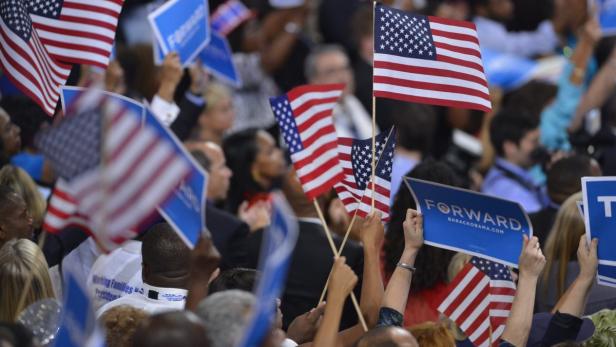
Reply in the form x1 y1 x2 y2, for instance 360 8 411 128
11 152 45 181
482 158 548 214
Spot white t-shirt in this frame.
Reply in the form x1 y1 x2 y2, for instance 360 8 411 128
96 283 187 318
86 240 143 311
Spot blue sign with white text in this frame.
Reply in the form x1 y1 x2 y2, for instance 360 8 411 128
61 86 145 120
582 177 616 265
54 272 104 347
199 32 241 87
405 178 532 267
599 0 616 36
237 195 298 347
598 264 616 288
145 108 207 248
148 0 210 66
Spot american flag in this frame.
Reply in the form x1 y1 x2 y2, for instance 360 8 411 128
437 257 516 347
27 0 124 68
36 89 191 251
269 84 345 200
335 128 396 221
211 0 252 36
0 0 71 116
373 3 491 112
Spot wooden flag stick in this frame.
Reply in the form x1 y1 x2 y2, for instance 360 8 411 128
313 200 368 332
317 212 358 303
370 1 377 211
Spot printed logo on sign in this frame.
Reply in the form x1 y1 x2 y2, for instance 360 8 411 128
176 180 200 213
166 4 206 50
424 199 523 234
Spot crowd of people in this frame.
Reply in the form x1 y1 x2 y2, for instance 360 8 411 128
1 0 616 346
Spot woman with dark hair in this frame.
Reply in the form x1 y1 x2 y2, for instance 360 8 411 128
382 159 459 327
222 128 286 216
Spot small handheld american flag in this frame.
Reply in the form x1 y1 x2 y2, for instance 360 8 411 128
28 0 125 68
335 127 396 221
373 3 491 112
211 0 252 36
269 84 345 200
37 89 191 251
0 0 71 116
436 257 516 347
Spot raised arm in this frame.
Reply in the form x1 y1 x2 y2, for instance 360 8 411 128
358 212 386 327
312 257 358 347
500 236 546 346
185 234 221 311
380 209 423 319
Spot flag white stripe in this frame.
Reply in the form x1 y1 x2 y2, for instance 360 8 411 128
374 67 489 95
431 34 480 52
466 319 490 343
30 32 70 85
294 102 338 126
492 280 517 289
64 0 123 13
489 309 511 317
428 21 478 38
460 295 490 330
439 267 480 312
291 133 339 162
45 46 108 66
490 295 515 303
0 49 54 113
48 194 76 213
301 164 344 192
374 83 492 109
374 53 486 81
435 46 484 67
299 117 336 143
31 16 116 39
290 90 342 110
295 149 339 178
449 275 490 321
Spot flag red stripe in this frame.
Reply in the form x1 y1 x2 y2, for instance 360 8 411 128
294 140 338 169
436 54 485 74
430 28 479 46
296 110 335 135
58 14 117 32
301 125 338 149
287 83 345 100
442 270 487 316
373 91 491 112
374 61 488 89
30 34 69 88
373 75 490 100
292 96 340 120
434 41 481 59
63 2 121 17
297 155 341 184
304 171 345 199
38 38 110 57
429 15 478 30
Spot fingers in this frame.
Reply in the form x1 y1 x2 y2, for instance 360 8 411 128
308 302 326 322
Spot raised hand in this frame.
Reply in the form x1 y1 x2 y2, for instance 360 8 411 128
402 209 423 252
518 235 546 279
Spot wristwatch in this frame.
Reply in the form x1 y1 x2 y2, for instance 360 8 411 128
284 22 301 35
397 262 416 273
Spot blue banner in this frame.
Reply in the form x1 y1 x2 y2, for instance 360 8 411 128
199 32 241 87
236 194 299 347
148 0 210 67
582 177 616 266
54 271 104 347
481 48 536 91
405 178 532 267
61 86 145 120
144 108 208 248
598 264 616 287
599 0 616 36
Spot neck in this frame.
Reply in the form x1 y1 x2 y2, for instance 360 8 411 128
145 274 189 290
198 128 223 146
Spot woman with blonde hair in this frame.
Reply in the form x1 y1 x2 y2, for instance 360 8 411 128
0 165 46 230
0 239 55 321
191 82 235 146
538 192 616 314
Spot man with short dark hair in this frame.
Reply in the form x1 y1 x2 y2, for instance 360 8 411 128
482 110 548 213
530 155 600 244
0 185 33 249
96 223 190 316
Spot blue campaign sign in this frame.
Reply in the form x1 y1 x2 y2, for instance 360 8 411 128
148 0 210 67
582 177 616 265
199 32 241 87
60 86 145 121
237 194 298 347
481 48 536 91
144 108 208 248
54 272 104 347
598 264 616 288
599 0 616 36
405 177 532 267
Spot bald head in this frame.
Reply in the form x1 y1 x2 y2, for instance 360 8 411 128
187 141 232 201
132 311 209 347
357 327 419 347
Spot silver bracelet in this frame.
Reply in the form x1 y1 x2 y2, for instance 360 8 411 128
397 262 416 273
